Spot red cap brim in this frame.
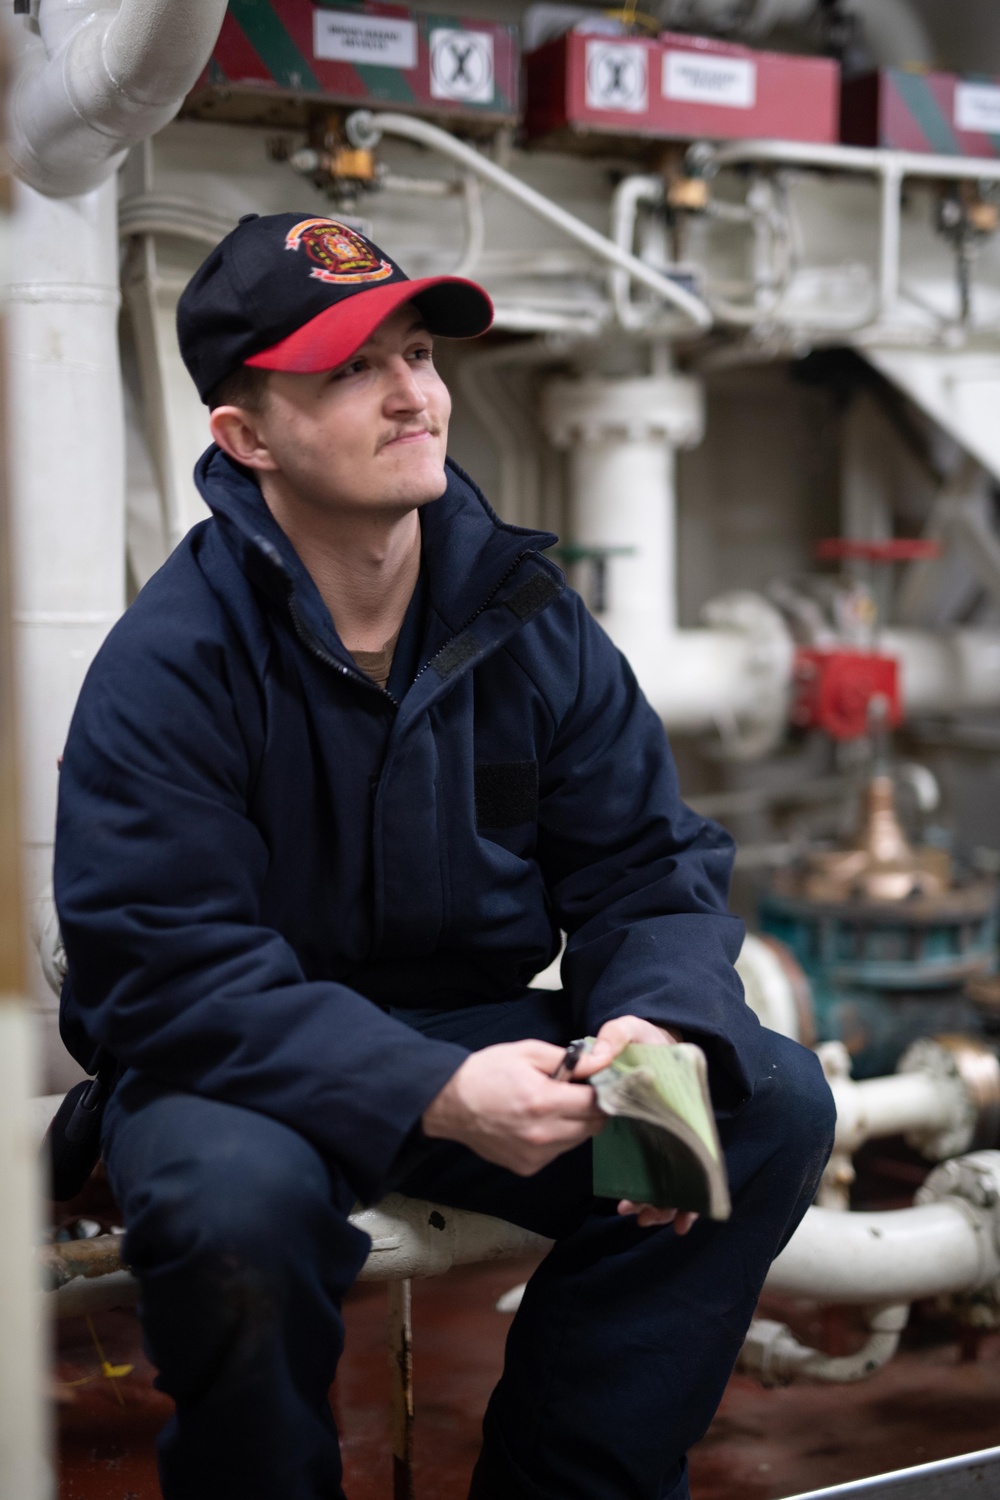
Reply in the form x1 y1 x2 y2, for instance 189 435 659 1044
245 275 493 374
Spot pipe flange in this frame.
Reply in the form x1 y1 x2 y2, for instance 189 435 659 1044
917 1150 1000 1313
899 1037 1000 1160
541 375 704 450
917 1150 1000 1213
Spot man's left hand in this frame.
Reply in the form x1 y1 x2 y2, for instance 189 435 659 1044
571 1014 699 1234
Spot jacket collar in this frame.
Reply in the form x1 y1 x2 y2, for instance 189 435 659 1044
193 444 559 678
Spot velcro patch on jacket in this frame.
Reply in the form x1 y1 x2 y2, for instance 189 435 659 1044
475 761 539 828
432 632 481 680
505 572 561 621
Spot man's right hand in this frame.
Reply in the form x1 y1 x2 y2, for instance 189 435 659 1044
422 1039 604 1175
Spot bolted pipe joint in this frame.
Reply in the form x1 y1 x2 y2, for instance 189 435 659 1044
900 1037 1000 1162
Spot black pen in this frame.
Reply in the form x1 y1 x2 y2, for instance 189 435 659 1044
550 1037 588 1081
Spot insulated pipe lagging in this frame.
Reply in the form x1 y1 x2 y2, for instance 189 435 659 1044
8 0 229 197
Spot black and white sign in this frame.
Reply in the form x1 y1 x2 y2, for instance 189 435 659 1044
585 41 648 113
662 50 756 109
312 10 417 69
430 29 495 103
955 81 1000 134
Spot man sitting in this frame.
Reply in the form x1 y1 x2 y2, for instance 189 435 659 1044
55 212 835 1500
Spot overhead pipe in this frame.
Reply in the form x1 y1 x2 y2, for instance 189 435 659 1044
4 0 230 1083
8 0 229 199
661 0 933 68
345 110 713 335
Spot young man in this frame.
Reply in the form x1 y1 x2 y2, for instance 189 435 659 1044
55 213 834 1500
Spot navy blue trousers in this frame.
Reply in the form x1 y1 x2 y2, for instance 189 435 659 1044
102 993 835 1500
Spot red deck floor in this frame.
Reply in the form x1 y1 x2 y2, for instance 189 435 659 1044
56 1256 1000 1500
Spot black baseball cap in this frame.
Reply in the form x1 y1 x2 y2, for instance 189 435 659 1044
177 211 494 404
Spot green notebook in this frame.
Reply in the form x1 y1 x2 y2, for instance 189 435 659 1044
588 1041 731 1221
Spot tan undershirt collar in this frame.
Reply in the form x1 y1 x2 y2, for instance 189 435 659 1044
348 628 401 691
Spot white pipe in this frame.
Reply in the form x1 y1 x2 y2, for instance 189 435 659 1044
49 1193 551 1318
765 1199 998 1304
740 1303 908 1387
609 174 669 334
843 0 934 70
543 373 704 637
0 1009 50 1498
702 140 1000 185
611 624 785 735
697 140 1000 328
735 932 806 1044
8 0 229 198
8 179 125 1078
541 373 793 745
345 111 713 334
830 1072 956 1156
882 627 1000 716
6 3 228 1079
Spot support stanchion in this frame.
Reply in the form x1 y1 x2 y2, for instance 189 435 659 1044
388 1277 415 1500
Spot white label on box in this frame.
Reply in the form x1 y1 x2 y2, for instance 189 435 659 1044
954 81 1000 134
312 10 417 69
430 29 495 103
662 50 756 110
585 41 648 113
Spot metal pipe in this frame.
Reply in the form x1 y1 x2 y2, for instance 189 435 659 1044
8 0 230 198
781 1444 1000 1499
830 1071 958 1156
739 1303 909 1387
702 140 1000 184
881 627 1000 716
345 111 713 333
48 1195 552 1318
697 140 1000 330
765 1199 998 1304
0 90 50 1483
609 174 668 333
8 177 125 1078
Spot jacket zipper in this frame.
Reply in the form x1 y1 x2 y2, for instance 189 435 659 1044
410 550 534 688
285 548 542 702
286 593 400 708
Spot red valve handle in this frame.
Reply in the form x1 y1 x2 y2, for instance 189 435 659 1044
815 538 942 563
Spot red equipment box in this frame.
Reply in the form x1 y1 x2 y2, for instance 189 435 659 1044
186 0 519 128
791 648 902 742
842 68 1000 158
525 30 839 148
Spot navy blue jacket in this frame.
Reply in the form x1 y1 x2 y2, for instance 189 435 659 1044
55 447 759 1203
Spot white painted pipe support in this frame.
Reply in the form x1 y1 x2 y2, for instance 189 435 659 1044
344 111 713 333
8 0 230 198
